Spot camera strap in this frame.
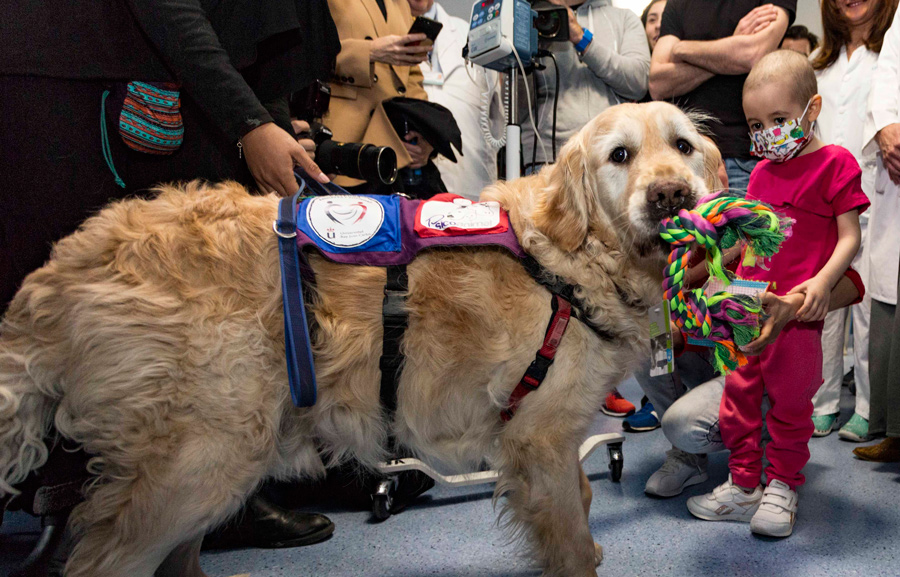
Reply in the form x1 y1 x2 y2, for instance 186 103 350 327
275 190 318 408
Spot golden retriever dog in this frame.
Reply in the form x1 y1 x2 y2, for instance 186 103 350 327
0 102 721 577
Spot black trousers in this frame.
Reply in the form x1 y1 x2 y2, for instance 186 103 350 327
1 75 253 311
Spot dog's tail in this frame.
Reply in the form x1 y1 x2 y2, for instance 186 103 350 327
0 322 59 496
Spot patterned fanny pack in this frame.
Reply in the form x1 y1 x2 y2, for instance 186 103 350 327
117 81 184 154
101 81 184 188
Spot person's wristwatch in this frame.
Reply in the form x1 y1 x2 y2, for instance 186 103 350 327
574 28 593 54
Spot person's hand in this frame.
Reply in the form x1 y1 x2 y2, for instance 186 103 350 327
788 276 830 322
370 34 431 66
875 123 900 185
241 122 328 196
548 0 585 45
734 4 778 36
403 131 434 169
291 120 316 160
683 261 709 286
740 291 803 355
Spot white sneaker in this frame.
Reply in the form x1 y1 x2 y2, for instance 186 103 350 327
645 448 709 497
687 474 763 522
750 479 798 537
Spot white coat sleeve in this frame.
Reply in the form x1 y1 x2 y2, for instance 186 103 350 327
869 9 900 141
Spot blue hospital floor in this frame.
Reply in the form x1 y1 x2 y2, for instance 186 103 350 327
2 375 898 577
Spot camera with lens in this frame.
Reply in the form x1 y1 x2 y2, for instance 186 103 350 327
291 81 398 185
531 1 570 42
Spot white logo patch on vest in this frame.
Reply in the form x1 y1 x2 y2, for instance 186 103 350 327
419 198 501 231
306 195 385 248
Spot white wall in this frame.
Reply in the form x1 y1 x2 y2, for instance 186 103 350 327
438 0 823 37
440 0 480 19
796 0 824 39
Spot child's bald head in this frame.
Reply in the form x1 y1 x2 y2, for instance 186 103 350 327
743 49 817 108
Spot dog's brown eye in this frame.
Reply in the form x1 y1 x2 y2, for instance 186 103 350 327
610 147 629 164
676 139 693 155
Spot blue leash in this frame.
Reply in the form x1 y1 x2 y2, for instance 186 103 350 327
293 168 350 196
276 170 357 407
275 178 317 407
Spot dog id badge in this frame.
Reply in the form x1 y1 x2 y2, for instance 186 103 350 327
648 302 674 377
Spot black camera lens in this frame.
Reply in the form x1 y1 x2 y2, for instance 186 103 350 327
317 140 398 185
535 12 562 39
359 143 399 185
531 1 569 42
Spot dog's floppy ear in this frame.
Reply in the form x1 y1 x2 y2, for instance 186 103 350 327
533 135 591 253
699 135 725 192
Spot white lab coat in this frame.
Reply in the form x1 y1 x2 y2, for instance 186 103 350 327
814 45 878 202
812 45 877 417
863 8 900 305
421 3 504 200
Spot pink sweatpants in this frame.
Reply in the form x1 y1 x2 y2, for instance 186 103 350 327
720 320 823 489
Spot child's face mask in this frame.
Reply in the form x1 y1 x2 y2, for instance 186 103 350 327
749 100 814 163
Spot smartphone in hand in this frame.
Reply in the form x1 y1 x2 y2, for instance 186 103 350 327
407 16 443 47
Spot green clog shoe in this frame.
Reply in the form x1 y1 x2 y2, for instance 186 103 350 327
812 413 838 437
838 412 870 442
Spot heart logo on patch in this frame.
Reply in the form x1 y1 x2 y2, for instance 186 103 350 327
325 201 368 226
306 195 385 248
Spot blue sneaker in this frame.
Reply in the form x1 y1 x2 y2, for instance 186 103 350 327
623 401 660 432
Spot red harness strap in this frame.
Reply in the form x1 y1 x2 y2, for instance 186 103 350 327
501 294 573 422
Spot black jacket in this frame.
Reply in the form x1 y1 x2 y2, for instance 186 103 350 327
0 0 340 141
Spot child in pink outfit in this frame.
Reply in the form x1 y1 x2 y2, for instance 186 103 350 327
686 51 869 538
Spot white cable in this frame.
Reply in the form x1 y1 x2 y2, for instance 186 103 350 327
477 65 506 150
465 57 478 86
465 59 506 149
509 39 547 162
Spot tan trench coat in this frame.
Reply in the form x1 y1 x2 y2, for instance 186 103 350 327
324 0 429 185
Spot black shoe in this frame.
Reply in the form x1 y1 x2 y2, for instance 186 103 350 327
202 493 334 551
843 367 855 388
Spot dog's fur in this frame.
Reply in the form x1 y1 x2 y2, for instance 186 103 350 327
0 102 721 576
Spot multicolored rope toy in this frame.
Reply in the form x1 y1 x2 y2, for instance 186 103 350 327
659 191 792 374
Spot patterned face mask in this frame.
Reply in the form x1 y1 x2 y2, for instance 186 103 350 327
749 100 814 162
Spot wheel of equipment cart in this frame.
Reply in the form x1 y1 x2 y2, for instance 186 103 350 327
607 442 623 483
371 477 395 520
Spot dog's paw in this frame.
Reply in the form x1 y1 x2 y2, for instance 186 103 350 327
593 542 603 566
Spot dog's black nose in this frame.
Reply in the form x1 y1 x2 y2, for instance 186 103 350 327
646 179 690 212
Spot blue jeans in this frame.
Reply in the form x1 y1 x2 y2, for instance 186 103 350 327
723 157 759 193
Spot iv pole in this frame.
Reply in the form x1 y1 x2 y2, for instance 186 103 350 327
505 66 521 181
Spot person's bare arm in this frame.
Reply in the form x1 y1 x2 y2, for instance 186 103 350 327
671 6 788 75
741 274 860 355
648 35 715 100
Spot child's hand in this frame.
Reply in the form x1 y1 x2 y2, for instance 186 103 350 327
741 291 804 355
788 278 830 322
